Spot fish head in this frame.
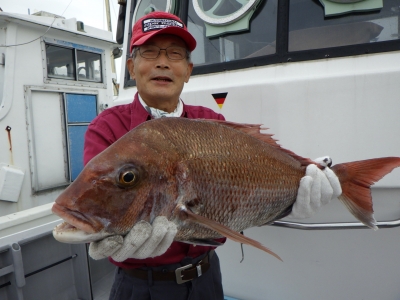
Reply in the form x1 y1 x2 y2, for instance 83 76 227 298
52 128 180 243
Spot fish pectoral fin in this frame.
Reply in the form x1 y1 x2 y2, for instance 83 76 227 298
180 206 282 261
179 239 225 247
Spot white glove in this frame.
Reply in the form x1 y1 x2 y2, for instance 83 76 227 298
288 156 342 219
88 216 177 262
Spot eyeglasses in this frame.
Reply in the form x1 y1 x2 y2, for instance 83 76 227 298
138 45 188 60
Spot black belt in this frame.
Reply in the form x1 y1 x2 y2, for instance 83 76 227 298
122 250 214 284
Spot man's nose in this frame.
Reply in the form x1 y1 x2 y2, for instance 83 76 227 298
156 50 170 68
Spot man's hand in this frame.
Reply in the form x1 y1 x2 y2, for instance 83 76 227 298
288 156 342 219
88 216 177 262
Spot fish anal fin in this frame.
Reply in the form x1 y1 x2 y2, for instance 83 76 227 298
332 157 400 230
179 205 282 261
204 119 314 167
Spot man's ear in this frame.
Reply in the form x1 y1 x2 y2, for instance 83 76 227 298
185 62 194 83
127 58 135 80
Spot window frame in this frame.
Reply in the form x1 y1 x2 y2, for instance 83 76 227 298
190 0 400 75
64 93 98 182
41 37 108 89
124 0 139 88
24 86 99 193
124 0 400 85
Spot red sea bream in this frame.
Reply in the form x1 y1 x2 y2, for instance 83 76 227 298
52 118 400 260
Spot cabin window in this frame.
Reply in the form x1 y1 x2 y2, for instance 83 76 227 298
45 43 103 83
187 0 278 66
77 50 102 82
288 0 400 52
125 0 400 83
46 44 76 80
132 0 177 24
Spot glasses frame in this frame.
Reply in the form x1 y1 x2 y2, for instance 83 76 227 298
136 45 189 61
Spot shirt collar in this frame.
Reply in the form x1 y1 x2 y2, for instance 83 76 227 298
138 94 183 119
130 93 188 130
130 93 151 130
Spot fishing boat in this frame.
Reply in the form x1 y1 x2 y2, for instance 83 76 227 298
1 1 400 299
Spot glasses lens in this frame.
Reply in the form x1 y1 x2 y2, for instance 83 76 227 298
139 45 159 59
166 47 186 60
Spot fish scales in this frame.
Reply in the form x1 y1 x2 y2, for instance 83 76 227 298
145 118 305 240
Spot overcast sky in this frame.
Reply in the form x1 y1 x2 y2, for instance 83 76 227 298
2 0 123 80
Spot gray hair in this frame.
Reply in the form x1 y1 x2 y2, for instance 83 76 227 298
130 46 192 63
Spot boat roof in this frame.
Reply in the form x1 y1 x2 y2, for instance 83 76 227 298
0 11 119 46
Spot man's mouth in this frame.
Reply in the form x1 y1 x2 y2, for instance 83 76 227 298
152 76 172 82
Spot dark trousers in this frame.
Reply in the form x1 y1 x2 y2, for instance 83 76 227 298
108 252 224 300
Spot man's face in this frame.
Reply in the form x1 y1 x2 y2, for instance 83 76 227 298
127 34 193 110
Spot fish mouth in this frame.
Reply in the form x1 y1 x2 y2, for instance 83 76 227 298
52 221 112 244
51 203 111 242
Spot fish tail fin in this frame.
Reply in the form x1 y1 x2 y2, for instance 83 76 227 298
332 157 400 230
179 206 282 261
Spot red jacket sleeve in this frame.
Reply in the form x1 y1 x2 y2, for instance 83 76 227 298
83 123 113 166
83 104 132 166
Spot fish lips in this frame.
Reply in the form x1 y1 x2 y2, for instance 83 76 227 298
52 203 112 243
52 221 112 244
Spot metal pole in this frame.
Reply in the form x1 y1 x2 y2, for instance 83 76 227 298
105 0 118 95
105 0 116 73
105 0 112 33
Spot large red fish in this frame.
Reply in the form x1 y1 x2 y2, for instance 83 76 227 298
52 118 400 260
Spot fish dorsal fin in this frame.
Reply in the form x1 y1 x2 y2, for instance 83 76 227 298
206 120 314 167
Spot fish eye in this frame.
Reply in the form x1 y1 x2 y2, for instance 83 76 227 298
121 171 135 183
117 167 139 187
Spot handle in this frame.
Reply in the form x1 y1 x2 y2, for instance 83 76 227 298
271 218 400 230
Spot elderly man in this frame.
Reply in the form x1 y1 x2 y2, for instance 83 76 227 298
84 11 340 300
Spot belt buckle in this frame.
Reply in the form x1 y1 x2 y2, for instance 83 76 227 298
175 264 193 284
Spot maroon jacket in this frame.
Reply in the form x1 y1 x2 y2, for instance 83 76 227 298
84 93 225 268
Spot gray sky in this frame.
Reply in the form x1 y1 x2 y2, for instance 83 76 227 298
2 0 123 80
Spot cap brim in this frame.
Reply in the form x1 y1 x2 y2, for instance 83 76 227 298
132 27 197 52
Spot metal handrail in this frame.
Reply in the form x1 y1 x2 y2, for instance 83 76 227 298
271 218 400 230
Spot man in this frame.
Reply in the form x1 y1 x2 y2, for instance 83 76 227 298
83 11 340 300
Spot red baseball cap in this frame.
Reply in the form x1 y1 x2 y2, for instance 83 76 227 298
130 11 197 53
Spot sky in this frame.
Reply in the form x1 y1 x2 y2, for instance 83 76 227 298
2 0 123 80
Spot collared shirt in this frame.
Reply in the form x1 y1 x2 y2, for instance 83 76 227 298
83 93 225 268
138 94 184 118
